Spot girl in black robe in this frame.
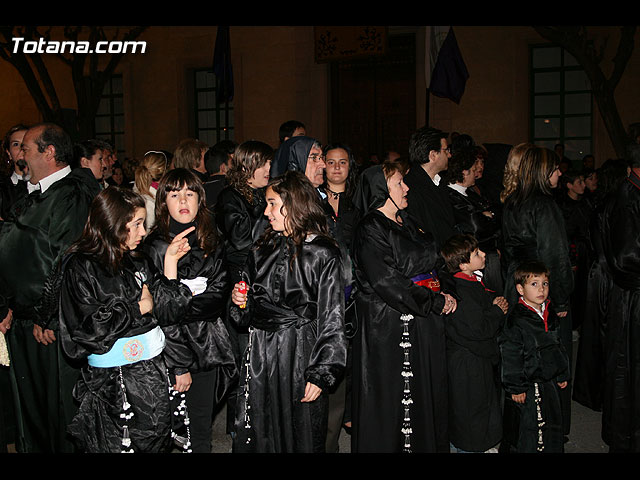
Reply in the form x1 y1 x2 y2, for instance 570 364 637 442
350 159 457 453
229 170 347 453
142 168 237 453
214 140 273 434
59 187 195 453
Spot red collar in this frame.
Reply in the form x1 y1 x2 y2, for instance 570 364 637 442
454 271 494 292
518 297 550 331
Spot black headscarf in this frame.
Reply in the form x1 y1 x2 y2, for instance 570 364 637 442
352 165 390 216
270 136 318 177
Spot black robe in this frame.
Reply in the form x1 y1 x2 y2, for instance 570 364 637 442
0 167 101 453
498 299 570 453
59 251 193 453
501 192 574 311
230 234 347 453
572 198 611 411
142 228 237 385
556 193 594 328
403 165 456 250
600 170 640 452
445 273 505 452
351 209 448 453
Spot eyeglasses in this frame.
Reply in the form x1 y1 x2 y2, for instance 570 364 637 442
308 154 325 163
441 147 451 154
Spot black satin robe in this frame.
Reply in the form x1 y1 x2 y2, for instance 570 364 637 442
231 234 347 453
600 171 640 452
498 301 570 453
501 193 574 311
142 230 237 383
59 251 193 453
351 210 448 453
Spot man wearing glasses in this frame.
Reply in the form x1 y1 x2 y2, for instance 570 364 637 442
404 125 456 251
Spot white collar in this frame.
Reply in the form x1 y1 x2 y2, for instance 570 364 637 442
432 173 441 186
521 296 546 319
447 183 468 196
27 165 71 194
10 170 28 185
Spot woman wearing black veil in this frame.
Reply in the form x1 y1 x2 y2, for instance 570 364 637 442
350 158 457 453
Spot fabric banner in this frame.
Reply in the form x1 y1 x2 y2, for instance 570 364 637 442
425 26 469 104
212 26 234 104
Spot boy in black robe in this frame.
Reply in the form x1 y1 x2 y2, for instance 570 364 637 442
498 261 570 453
441 234 507 453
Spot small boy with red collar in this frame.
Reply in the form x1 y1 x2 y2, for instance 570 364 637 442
440 234 508 453
498 260 570 453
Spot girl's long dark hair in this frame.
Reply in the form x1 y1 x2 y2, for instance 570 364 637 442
67 187 146 274
258 170 334 262
153 168 217 255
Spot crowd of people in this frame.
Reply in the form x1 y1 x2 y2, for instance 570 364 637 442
0 118 639 454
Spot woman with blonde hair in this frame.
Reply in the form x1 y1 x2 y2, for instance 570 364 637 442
500 143 534 204
133 150 168 231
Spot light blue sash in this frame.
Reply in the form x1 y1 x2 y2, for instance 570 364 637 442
87 326 165 368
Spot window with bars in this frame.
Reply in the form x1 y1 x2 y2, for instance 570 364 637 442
194 68 234 146
530 45 592 164
94 74 125 155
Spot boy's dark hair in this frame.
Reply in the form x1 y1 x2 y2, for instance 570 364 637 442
513 261 550 287
279 120 306 144
559 168 583 190
441 233 478 273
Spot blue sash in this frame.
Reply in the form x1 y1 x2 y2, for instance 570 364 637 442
87 326 165 368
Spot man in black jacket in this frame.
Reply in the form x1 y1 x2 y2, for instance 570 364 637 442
0 123 101 452
404 126 456 250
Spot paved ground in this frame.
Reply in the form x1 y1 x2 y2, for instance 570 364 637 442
207 333 609 454
206 396 608 454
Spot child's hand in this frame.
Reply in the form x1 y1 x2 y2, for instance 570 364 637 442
440 293 457 315
557 381 568 389
139 284 153 315
174 372 192 392
492 296 509 314
511 392 526 404
231 282 248 307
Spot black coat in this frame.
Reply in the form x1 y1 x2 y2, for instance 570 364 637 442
351 209 448 453
600 170 640 451
230 233 347 453
445 273 505 452
403 165 456 250
501 192 574 311
214 185 268 286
